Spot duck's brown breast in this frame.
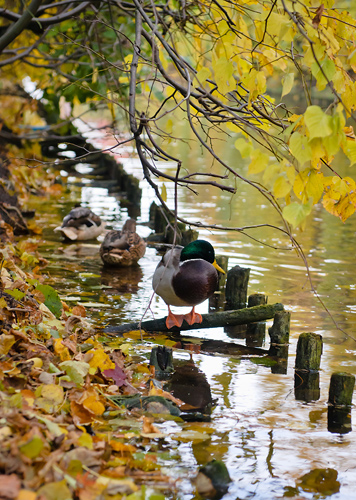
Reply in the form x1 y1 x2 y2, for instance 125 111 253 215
172 259 218 306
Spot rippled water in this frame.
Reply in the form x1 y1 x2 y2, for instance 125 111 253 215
28 127 356 499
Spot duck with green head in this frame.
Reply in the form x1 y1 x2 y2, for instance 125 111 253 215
152 239 225 329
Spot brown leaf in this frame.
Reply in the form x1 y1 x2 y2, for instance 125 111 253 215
70 401 95 426
0 474 21 500
312 4 324 28
72 305 86 317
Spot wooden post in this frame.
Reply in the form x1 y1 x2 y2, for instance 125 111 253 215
246 294 267 347
268 310 290 345
149 346 174 380
270 345 289 375
328 372 355 407
294 371 320 402
268 310 290 374
295 332 323 371
328 406 352 434
225 266 250 310
209 255 229 312
328 372 354 434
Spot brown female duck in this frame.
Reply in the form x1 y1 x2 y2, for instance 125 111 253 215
100 218 146 267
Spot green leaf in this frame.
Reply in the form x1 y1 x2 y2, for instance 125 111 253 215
59 360 90 384
304 106 332 139
283 201 312 228
36 284 63 318
289 132 312 165
311 57 336 91
6 289 25 300
20 436 44 459
234 138 253 158
37 480 72 500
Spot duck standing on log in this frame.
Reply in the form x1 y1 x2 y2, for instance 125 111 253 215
152 239 225 328
100 218 146 267
54 207 105 241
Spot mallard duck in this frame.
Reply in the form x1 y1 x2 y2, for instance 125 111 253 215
100 218 146 267
152 239 225 328
54 207 105 241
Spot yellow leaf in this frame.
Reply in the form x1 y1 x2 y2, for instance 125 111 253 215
78 432 93 449
161 183 167 203
344 140 356 166
88 348 115 375
195 67 211 85
273 176 292 198
82 395 105 416
40 384 64 405
248 150 269 175
289 132 312 165
281 73 294 97
304 106 332 139
234 138 253 158
17 490 37 500
0 334 16 355
110 440 137 453
212 57 235 95
53 339 71 361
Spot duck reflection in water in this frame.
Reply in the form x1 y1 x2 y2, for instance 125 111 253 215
100 265 143 296
165 357 214 417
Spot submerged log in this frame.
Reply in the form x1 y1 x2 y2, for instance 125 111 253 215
104 303 285 335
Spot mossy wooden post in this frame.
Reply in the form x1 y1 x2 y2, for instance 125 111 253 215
294 332 322 402
209 255 229 312
328 372 355 407
148 202 198 245
268 310 290 345
246 293 267 348
225 266 250 310
195 459 231 497
224 265 250 338
295 332 323 372
327 372 354 434
268 310 290 374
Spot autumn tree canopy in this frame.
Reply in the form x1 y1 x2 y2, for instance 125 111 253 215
1 0 356 232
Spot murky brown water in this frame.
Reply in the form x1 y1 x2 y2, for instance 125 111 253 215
27 126 356 499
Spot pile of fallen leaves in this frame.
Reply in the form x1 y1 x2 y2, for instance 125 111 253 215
0 241 183 500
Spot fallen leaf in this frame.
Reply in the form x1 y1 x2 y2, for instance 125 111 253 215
59 360 90 384
0 334 16 355
36 480 71 500
82 395 105 416
103 364 127 387
0 474 20 499
87 348 115 374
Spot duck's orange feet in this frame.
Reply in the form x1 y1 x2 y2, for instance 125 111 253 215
166 306 184 329
184 306 203 326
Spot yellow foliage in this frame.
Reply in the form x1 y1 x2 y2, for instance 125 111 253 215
53 339 71 361
87 347 115 374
